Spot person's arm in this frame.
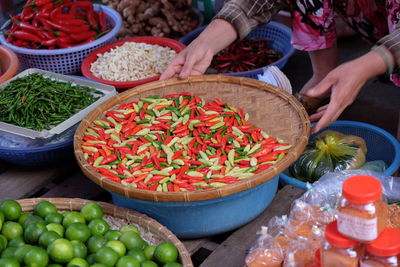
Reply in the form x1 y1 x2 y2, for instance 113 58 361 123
160 0 285 80
306 46 393 133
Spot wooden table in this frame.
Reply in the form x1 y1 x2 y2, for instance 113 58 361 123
0 159 305 266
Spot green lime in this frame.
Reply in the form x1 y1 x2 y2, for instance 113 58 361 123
67 257 89 267
46 223 64 237
14 244 34 264
24 247 49 267
140 260 158 267
70 240 87 258
127 249 146 262
62 212 86 228
48 265 63 267
45 212 64 224
106 240 126 257
0 212 4 231
7 236 25 247
34 201 57 218
163 263 182 267
120 225 139 234
153 243 178 264
65 223 91 242
38 230 61 248
24 223 46 244
0 236 5 253
119 231 146 250
0 258 19 267
1 221 23 240
87 235 108 254
90 264 107 267
47 238 74 263
116 255 140 267
80 203 103 221
86 253 96 265
18 213 32 225
0 234 7 249
22 215 45 229
104 230 122 241
1 247 17 258
95 247 120 267
0 200 21 221
143 246 156 260
88 219 109 236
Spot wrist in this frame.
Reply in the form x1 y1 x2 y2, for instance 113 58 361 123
355 48 392 79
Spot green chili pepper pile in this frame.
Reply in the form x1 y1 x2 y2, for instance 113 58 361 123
0 73 103 131
81 92 292 192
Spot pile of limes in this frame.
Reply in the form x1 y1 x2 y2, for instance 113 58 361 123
0 200 182 267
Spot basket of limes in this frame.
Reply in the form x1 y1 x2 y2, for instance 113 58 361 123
0 198 193 266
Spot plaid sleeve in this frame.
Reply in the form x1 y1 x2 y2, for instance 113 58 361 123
377 27 400 69
213 0 285 39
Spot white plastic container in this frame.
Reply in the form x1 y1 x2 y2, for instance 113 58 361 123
0 68 116 146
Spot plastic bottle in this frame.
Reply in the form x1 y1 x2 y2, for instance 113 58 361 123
360 227 400 267
337 175 388 243
321 220 360 267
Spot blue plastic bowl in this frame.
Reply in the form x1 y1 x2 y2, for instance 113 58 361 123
280 121 400 190
111 175 279 239
179 22 295 79
0 139 73 167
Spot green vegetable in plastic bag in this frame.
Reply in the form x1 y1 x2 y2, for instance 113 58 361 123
289 130 367 182
360 160 388 172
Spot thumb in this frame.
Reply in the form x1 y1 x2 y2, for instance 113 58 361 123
305 76 334 98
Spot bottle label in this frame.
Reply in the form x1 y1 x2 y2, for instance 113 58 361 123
338 212 377 241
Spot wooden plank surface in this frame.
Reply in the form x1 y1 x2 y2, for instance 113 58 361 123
200 186 305 267
0 163 75 201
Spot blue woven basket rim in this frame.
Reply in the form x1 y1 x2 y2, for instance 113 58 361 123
0 4 122 55
0 139 73 153
280 120 400 181
179 21 295 76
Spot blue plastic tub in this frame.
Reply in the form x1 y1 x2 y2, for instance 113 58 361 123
0 139 73 167
280 121 400 190
111 175 279 239
179 22 295 79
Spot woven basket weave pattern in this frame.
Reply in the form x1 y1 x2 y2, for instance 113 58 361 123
17 198 193 266
74 75 310 202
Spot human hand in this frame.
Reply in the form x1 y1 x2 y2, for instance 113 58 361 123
160 19 237 80
160 40 215 80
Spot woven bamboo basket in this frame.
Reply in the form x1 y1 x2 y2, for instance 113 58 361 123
17 198 193 266
74 75 310 202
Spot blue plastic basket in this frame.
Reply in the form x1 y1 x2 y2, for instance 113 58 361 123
0 139 73 167
110 176 279 239
280 121 400 190
0 5 122 75
179 22 295 79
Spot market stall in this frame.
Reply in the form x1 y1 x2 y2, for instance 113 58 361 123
0 0 400 267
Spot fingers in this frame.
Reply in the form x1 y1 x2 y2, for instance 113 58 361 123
309 105 328 122
311 102 343 133
160 53 186 80
305 75 334 99
179 53 197 79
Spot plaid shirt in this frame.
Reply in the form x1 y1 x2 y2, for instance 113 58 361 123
214 0 285 39
215 0 400 73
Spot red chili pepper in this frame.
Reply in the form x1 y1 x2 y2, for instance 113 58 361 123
46 19 90 34
70 30 96 42
12 31 42 43
101 154 117 165
97 11 107 32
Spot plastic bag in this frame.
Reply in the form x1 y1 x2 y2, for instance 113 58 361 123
361 160 388 172
289 130 367 182
283 239 316 267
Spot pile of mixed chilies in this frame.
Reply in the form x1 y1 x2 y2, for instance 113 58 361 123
81 93 291 192
4 0 109 49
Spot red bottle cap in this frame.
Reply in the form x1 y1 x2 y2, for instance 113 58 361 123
314 248 321 265
366 227 400 257
342 175 382 204
325 221 358 248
